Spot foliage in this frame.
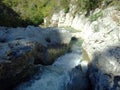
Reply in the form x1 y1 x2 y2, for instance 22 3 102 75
74 0 120 15
0 0 120 27
89 11 103 22
109 0 120 10
60 0 70 13
0 0 66 27
74 0 103 12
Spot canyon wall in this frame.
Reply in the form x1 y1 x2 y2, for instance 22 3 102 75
48 4 120 89
49 5 120 61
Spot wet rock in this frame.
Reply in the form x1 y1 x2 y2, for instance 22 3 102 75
0 26 73 90
67 65 91 90
0 52 35 90
14 39 82 90
0 30 7 43
0 40 47 90
88 45 120 90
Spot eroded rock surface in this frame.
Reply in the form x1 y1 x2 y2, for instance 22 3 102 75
80 7 120 90
49 4 120 90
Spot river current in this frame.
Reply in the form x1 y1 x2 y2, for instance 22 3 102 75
15 39 82 90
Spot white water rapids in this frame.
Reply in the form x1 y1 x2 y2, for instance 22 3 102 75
15 41 82 90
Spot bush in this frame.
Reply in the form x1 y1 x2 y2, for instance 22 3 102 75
109 0 120 10
0 0 120 27
89 11 103 22
0 0 60 27
60 0 70 13
75 0 103 12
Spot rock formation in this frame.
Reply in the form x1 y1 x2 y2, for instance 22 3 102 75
0 0 120 90
0 26 72 89
49 4 120 90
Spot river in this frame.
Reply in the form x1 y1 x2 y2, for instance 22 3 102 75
15 38 83 90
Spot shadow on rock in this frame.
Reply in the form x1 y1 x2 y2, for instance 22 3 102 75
88 45 120 90
67 65 91 90
0 26 73 90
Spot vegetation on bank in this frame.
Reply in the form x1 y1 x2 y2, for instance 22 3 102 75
89 10 103 22
0 0 69 27
0 0 119 27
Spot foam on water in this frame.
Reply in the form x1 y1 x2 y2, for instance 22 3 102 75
15 66 70 90
53 53 81 71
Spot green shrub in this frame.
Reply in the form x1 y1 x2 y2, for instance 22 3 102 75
60 0 70 13
74 0 103 12
0 0 60 27
109 0 120 10
89 11 103 22
0 0 120 27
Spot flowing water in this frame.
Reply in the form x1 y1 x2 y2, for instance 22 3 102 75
15 39 82 90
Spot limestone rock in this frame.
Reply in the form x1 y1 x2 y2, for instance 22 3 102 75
81 7 120 90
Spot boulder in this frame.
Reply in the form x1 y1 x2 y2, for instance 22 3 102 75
0 40 47 90
88 45 120 90
67 65 91 90
25 26 72 46
0 26 72 89
48 29 72 45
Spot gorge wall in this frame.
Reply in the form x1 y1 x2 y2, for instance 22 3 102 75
47 2 120 89
48 4 120 61
0 0 120 89
0 26 73 89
